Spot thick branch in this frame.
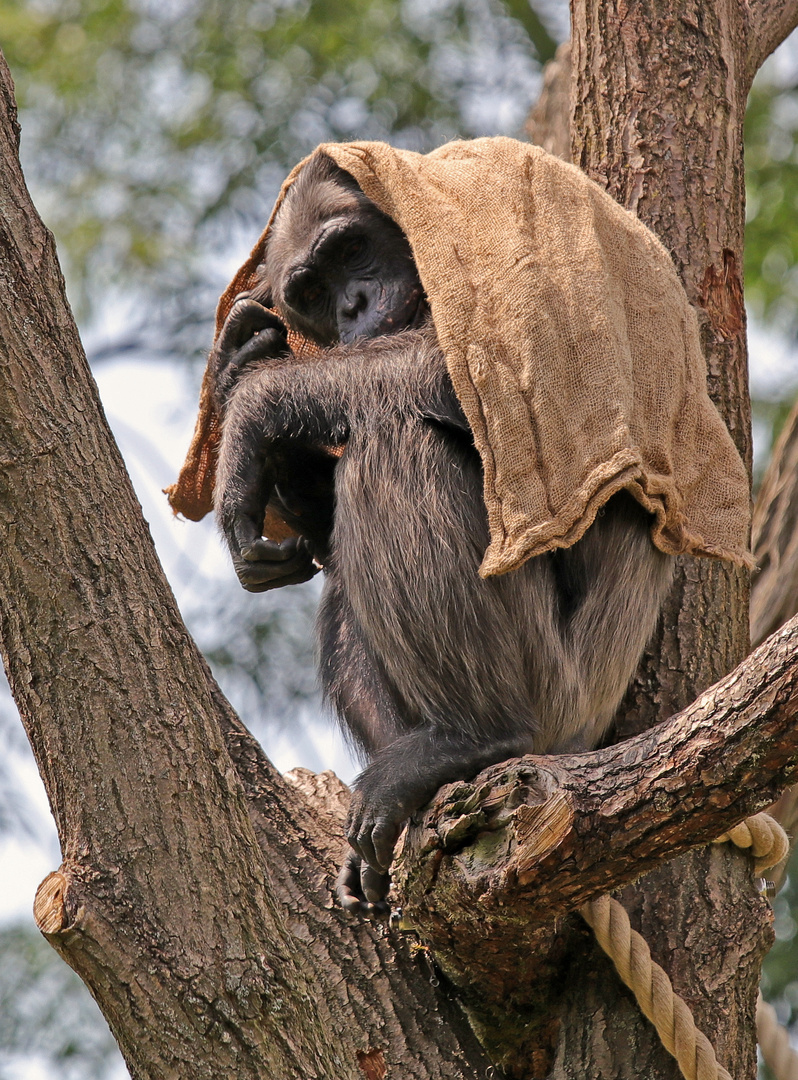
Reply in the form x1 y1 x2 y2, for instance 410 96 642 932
746 0 798 85
403 613 798 918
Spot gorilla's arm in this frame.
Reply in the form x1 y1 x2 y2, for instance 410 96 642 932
209 298 324 590
225 324 463 442
216 326 468 591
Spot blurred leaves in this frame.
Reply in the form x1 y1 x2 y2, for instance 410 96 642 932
189 570 329 762
759 860 798 1080
0 676 43 839
746 79 798 336
744 50 798 478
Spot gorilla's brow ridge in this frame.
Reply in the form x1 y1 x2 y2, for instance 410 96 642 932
264 153 368 292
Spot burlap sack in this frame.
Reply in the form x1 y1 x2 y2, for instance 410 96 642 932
167 136 752 576
165 324 319 541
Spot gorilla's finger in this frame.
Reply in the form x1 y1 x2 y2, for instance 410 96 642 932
242 536 301 563
219 299 287 351
336 850 366 915
360 862 391 906
370 819 401 874
236 549 319 591
240 562 320 592
232 511 267 558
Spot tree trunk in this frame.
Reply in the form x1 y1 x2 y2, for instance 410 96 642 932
548 2 798 1077
2 0 798 1075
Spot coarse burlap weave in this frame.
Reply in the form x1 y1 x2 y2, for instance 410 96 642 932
167 136 752 576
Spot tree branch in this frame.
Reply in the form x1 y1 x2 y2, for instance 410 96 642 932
407 613 798 913
746 0 798 86
525 41 572 161
393 612 798 1066
752 395 798 647
748 393 798 883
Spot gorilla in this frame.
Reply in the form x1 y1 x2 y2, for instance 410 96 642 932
212 153 674 913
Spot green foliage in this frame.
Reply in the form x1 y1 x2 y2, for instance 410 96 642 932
759 862 798 1080
746 77 798 336
744 62 798 483
753 391 798 475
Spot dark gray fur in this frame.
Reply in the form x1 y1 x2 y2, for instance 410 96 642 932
214 159 674 910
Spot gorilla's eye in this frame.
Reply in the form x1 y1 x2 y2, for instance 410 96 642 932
299 283 324 308
284 271 325 315
341 236 367 263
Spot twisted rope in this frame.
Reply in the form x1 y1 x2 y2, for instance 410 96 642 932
580 894 732 1080
712 812 789 874
579 812 790 1080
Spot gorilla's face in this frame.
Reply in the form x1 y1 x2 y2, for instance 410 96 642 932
264 157 427 346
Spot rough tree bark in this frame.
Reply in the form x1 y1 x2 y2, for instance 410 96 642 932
752 396 798 649
1 0 798 1078
752 395 798 881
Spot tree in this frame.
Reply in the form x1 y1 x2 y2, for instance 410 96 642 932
2 2 798 1078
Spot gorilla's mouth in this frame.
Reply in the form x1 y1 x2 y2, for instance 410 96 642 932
368 286 428 340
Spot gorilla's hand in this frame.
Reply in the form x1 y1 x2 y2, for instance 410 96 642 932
337 728 533 913
231 533 320 593
336 765 420 915
210 297 290 411
346 773 414 878
219 459 321 592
